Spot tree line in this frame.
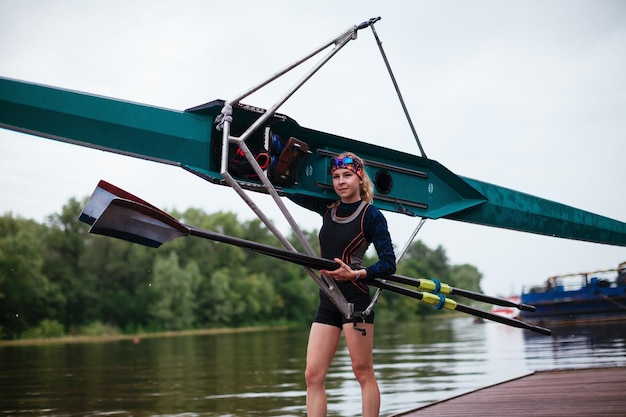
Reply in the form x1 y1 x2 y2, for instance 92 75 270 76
0 197 483 340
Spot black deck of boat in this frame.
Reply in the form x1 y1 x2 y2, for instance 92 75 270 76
393 366 626 417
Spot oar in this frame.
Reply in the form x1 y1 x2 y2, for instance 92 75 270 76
82 181 534 312
382 274 536 312
88 196 340 268
85 195 550 334
366 280 552 336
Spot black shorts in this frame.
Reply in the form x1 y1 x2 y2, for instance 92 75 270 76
313 283 375 328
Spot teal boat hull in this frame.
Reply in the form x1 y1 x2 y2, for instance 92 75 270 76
1 76 625 246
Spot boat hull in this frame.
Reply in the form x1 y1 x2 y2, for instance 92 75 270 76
2 76 626 246
521 282 626 325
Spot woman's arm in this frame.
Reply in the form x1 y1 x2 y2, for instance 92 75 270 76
286 194 333 216
363 206 396 279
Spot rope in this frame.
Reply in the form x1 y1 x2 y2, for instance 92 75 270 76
215 104 233 131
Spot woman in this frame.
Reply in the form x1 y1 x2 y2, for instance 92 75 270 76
291 152 396 417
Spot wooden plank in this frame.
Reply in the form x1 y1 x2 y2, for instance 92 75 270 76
393 367 626 417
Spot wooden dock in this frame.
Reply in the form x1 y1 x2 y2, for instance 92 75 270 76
392 366 626 417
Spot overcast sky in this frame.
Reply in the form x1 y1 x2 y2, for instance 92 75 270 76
1 0 625 297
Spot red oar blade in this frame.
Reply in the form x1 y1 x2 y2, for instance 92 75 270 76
80 179 160 226
90 198 189 248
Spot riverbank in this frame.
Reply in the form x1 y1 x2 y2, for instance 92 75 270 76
1 313 471 348
0 325 290 347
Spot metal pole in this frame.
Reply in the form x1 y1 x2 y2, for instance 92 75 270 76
369 23 427 158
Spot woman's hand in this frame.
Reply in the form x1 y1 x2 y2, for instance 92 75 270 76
320 258 362 281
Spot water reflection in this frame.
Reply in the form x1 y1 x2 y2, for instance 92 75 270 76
523 321 626 370
1 317 624 417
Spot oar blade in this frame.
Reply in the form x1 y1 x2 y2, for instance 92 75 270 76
79 179 160 226
90 198 189 248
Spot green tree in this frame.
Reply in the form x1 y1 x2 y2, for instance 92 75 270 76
383 240 484 318
397 241 450 280
448 263 483 298
226 267 276 325
202 267 235 325
200 265 276 326
148 252 201 330
0 197 485 339
82 235 156 331
43 198 98 329
0 214 61 338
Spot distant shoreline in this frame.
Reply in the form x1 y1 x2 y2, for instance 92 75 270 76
0 325 291 347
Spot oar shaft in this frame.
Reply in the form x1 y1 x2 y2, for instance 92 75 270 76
187 225 337 270
450 287 536 312
382 274 535 312
366 280 424 301
187 225 548 334
454 303 551 336
367 280 551 336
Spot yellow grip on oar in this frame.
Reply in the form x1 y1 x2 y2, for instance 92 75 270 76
419 278 452 295
421 292 457 311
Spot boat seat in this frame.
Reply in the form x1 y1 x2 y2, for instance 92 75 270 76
268 133 311 187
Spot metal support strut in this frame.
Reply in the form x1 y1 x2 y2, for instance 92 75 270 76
369 22 427 158
350 19 432 331
214 17 433 329
216 18 381 320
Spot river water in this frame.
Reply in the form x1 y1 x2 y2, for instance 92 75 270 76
1 317 624 416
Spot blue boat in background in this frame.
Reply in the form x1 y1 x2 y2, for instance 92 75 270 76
520 262 626 325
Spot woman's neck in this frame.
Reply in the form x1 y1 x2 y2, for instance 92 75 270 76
340 196 361 204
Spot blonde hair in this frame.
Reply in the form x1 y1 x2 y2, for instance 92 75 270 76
330 152 373 205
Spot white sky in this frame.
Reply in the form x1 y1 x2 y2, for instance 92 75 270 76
1 0 625 297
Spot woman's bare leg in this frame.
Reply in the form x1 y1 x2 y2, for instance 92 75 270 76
305 323 342 417
344 323 379 417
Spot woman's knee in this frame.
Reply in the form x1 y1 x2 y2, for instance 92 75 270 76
351 361 375 384
305 365 326 387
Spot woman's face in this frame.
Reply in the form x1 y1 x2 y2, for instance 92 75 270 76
332 168 361 203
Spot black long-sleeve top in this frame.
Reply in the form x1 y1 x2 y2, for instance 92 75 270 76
288 195 396 279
